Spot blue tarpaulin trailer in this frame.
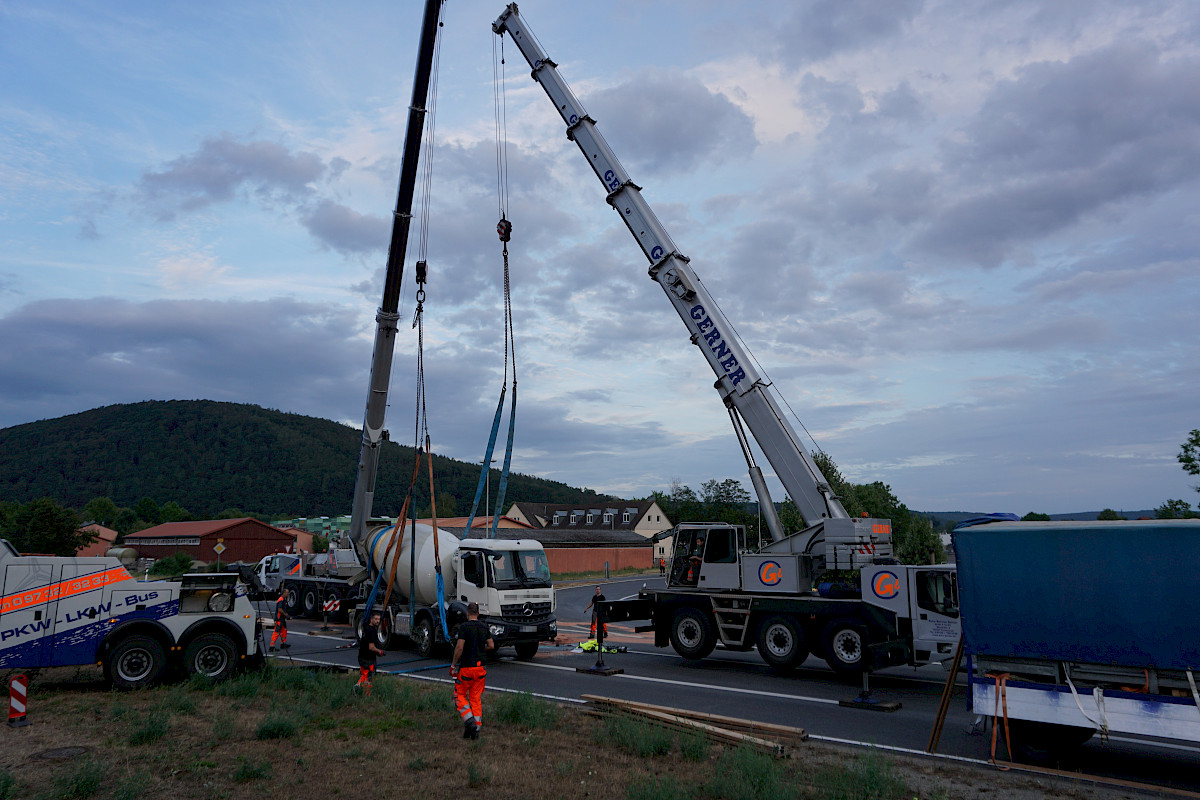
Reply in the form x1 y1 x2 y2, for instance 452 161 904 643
953 519 1200 757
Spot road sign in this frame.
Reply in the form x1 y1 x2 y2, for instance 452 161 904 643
323 599 340 612
213 542 226 555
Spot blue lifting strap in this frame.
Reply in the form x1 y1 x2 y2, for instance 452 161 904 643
462 385 507 538
489 382 517 539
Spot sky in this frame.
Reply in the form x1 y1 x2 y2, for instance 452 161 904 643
2 0 1198 516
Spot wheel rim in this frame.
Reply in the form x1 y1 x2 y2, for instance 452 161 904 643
831 629 862 665
193 644 229 677
764 623 794 659
677 617 702 648
116 647 153 682
415 621 431 653
304 592 315 614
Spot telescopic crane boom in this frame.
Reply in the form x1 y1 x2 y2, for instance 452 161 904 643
347 0 444 561
492 4 847 544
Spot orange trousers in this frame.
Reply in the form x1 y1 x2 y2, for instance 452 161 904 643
454 666 487 725
271 620 287 646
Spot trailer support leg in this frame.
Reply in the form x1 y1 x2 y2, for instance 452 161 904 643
838 671 901 712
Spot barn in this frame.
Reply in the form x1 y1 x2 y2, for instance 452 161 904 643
124 518 296 564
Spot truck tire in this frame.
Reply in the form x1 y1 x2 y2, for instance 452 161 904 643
669 608 716 660
822 620 869 677
412 617 435 659
301 586 319 618
376 610 393 650
183 632 238 681
106 634 167 689
514 641 539 661
756 614 808 670
283 585 302 616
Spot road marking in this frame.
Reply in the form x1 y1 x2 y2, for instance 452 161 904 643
513 660 840 705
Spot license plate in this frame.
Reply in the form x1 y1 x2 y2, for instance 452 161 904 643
520 625 536 632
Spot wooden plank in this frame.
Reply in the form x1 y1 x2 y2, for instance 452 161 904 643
582 694 807 740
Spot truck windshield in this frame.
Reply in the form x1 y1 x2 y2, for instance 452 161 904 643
487 550 551 589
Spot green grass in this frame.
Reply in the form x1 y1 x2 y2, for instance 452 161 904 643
627 775 694 800
489 691 562 729
231 758 272 783
704 746 793 800
0 769 16 800
254 715 298 740
48 759 105 800
598 714 675 757
814 750 909 800
127 712 169 745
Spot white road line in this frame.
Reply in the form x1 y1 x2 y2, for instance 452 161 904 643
513 659 840 705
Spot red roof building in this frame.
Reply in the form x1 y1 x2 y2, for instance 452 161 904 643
75 523 118 558
124 518 295 564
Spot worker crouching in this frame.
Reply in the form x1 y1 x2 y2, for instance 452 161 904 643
451 602 495 740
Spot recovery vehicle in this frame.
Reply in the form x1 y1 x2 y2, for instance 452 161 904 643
492 4 959 675
0 538 261 687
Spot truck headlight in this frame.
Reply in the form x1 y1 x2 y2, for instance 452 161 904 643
488 624 505 637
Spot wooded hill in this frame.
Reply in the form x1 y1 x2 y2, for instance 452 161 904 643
0 400 612 518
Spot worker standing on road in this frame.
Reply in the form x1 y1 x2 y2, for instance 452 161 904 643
356 611 386 695
451 602 494 740
269 587 289 651
584 585 607 638
658 557 665 576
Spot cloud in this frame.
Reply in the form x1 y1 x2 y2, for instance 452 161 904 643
919 41 1200 265
300 200 389 255
0 298 366 429
137 134 326 221
772 0 924 67
585 70 758 176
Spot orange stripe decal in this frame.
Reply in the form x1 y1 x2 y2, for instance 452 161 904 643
0 567 132 615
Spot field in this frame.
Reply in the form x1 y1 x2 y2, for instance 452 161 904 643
0 665 1146 800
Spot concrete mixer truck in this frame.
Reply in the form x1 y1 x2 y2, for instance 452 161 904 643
262 523 556 660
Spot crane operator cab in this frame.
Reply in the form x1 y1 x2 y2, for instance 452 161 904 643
667 524 745 590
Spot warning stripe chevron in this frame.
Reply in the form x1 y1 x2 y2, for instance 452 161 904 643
0 567 131 614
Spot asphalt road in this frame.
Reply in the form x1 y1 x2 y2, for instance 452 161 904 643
256 574 1200 794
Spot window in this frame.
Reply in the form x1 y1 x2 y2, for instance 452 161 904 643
570 513 578 524
622 511 630 523
702 529 737 564
915 570 959 618
603 513 612 524
586 513 594 524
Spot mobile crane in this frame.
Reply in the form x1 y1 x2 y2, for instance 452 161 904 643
493 4 959 675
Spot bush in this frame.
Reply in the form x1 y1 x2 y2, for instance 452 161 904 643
149 552 195 576
814 751 909 800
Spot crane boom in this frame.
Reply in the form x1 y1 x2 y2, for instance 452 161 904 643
348 0 445 558
493 4 848 540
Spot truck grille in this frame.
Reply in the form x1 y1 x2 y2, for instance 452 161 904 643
501 602 553 623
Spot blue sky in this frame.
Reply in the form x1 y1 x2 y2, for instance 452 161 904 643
2 0 1198 515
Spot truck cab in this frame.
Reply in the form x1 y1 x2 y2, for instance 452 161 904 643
453 539 555 657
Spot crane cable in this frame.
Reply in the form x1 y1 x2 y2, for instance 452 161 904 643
463 34 518 541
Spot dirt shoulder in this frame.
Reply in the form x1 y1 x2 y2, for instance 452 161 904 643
0 666 1161 800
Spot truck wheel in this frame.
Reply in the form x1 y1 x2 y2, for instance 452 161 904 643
301 586 319 618
106 634 167 689
412 617 435 659
756 615 808 670
283 585 302 616
184 632 238 681
376 610 393 650
514 641 539 661
670 608 716 660
822 620 869 676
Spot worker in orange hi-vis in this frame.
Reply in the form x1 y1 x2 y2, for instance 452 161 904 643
270 588 290 651
450 602 495 740
584 585 608 638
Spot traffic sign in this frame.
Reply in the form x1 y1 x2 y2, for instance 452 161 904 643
212 542 226 555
